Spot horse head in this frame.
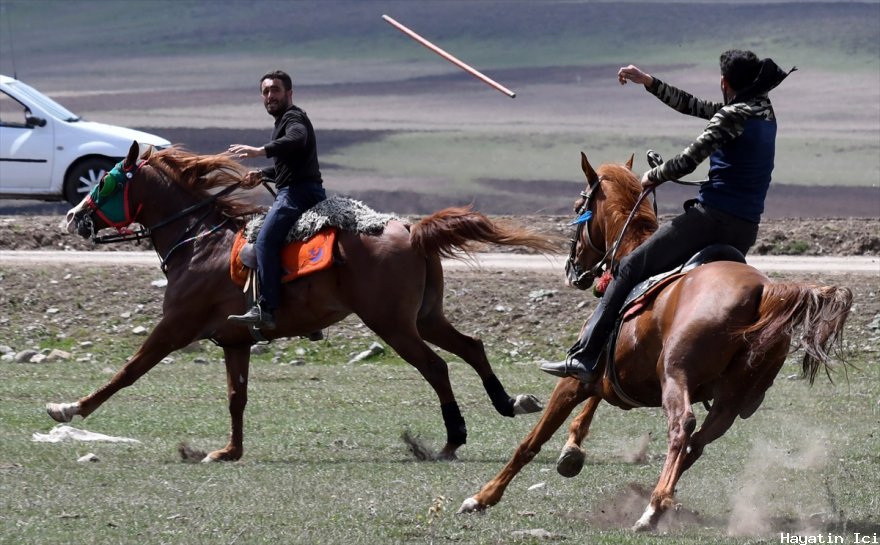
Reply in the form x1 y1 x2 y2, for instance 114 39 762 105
565 151 654 292
65 141 151 239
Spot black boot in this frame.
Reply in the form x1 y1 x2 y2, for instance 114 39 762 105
540 304 614 384
228 304 276 330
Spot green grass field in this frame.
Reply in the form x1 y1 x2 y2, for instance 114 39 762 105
2 348 878 544
1 267 877 544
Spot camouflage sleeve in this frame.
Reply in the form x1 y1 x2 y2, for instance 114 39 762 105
647 77 723 120
647 104 748 183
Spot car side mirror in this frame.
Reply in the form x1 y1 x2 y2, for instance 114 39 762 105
25 115 47 128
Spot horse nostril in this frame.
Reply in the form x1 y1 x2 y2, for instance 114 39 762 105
76 221 90 238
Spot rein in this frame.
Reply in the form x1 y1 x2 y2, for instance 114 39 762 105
90 171 242 272
565 176 655 287
92 182 240 245
589 150 705 277
606 187 655 275
646 149 708 187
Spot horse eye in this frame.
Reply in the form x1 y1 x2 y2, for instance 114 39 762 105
98 175 117 197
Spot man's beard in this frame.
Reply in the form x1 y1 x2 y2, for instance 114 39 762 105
265 98 289 116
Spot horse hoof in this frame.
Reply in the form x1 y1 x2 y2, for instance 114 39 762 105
437 448 459 461
46 402 79 423
457 497 485 514
632 506 658 532
200 454 218 463
555 445 585 478
632 520 655 532
512 394 543 415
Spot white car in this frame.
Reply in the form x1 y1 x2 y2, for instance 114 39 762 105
0 74 170 205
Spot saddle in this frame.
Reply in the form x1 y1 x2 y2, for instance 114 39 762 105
229 228 336 287
228 196 402 287
621 244 747 319
604 244 746 407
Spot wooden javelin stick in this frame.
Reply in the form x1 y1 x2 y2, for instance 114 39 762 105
382 14 516 99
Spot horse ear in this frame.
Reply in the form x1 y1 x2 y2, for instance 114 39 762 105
580 151 599 186
123 141 140 169
625 153 634 170
141 145 154 162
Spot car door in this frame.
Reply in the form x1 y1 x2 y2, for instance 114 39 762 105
0 90 54 193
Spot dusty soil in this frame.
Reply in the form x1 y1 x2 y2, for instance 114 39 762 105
2 212 878 366
1 214 877 256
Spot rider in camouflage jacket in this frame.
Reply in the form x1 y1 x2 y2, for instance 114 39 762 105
541 50 795 384
644 74 783 223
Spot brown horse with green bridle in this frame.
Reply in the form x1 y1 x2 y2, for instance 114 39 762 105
458 152 852 531
52 141 556 461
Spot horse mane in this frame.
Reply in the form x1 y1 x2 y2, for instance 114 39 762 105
596 163 658 255
146 146 265 220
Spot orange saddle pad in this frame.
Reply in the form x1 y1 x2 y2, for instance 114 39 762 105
230 228 336 287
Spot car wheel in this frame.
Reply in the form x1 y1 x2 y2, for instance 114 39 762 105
63 157 116 205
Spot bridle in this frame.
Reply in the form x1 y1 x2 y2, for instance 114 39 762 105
565 173 657 291
80 160 241 272
565 177 611 289
564 150 706 291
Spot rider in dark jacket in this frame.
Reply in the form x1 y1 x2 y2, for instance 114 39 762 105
227 70 326 330
542 50 795 383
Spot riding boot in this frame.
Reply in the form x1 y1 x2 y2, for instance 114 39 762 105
539 303 616 383
228 303 276 330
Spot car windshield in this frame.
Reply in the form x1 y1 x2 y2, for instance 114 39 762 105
7 79 80 122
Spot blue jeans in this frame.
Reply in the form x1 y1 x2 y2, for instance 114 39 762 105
255 183 326 311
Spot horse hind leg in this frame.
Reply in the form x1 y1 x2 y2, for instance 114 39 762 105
634 343 789 531
417 312 542 417
681 342 788 474
634 376 697 532
370 321 466 459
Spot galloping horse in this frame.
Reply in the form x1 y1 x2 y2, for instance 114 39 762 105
52 141 556 461
458 152 853 531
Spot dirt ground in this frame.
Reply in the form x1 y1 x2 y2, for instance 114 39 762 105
2 212 877 363
1 214 877 256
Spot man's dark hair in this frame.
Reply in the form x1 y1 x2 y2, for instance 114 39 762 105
260 70 292 92
719 50 760 91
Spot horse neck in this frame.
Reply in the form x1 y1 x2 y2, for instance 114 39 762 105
134 175 230 260
599 188 657 260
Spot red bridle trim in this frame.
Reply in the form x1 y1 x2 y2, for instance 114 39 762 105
90 160 145 230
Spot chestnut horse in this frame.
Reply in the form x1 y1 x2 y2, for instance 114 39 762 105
458 152 852 531
51 141 555 461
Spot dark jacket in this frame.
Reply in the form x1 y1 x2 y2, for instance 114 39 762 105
260 105 322 189
645 78 776 223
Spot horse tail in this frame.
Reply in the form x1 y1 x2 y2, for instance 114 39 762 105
409 206 559 258
738 283 853 384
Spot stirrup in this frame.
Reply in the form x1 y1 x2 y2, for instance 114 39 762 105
228 305 276 330
539 353 599 384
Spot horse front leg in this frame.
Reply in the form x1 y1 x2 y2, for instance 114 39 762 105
555 395 601 477
47 316 198 423
458 377 589 514
203 346 250 462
